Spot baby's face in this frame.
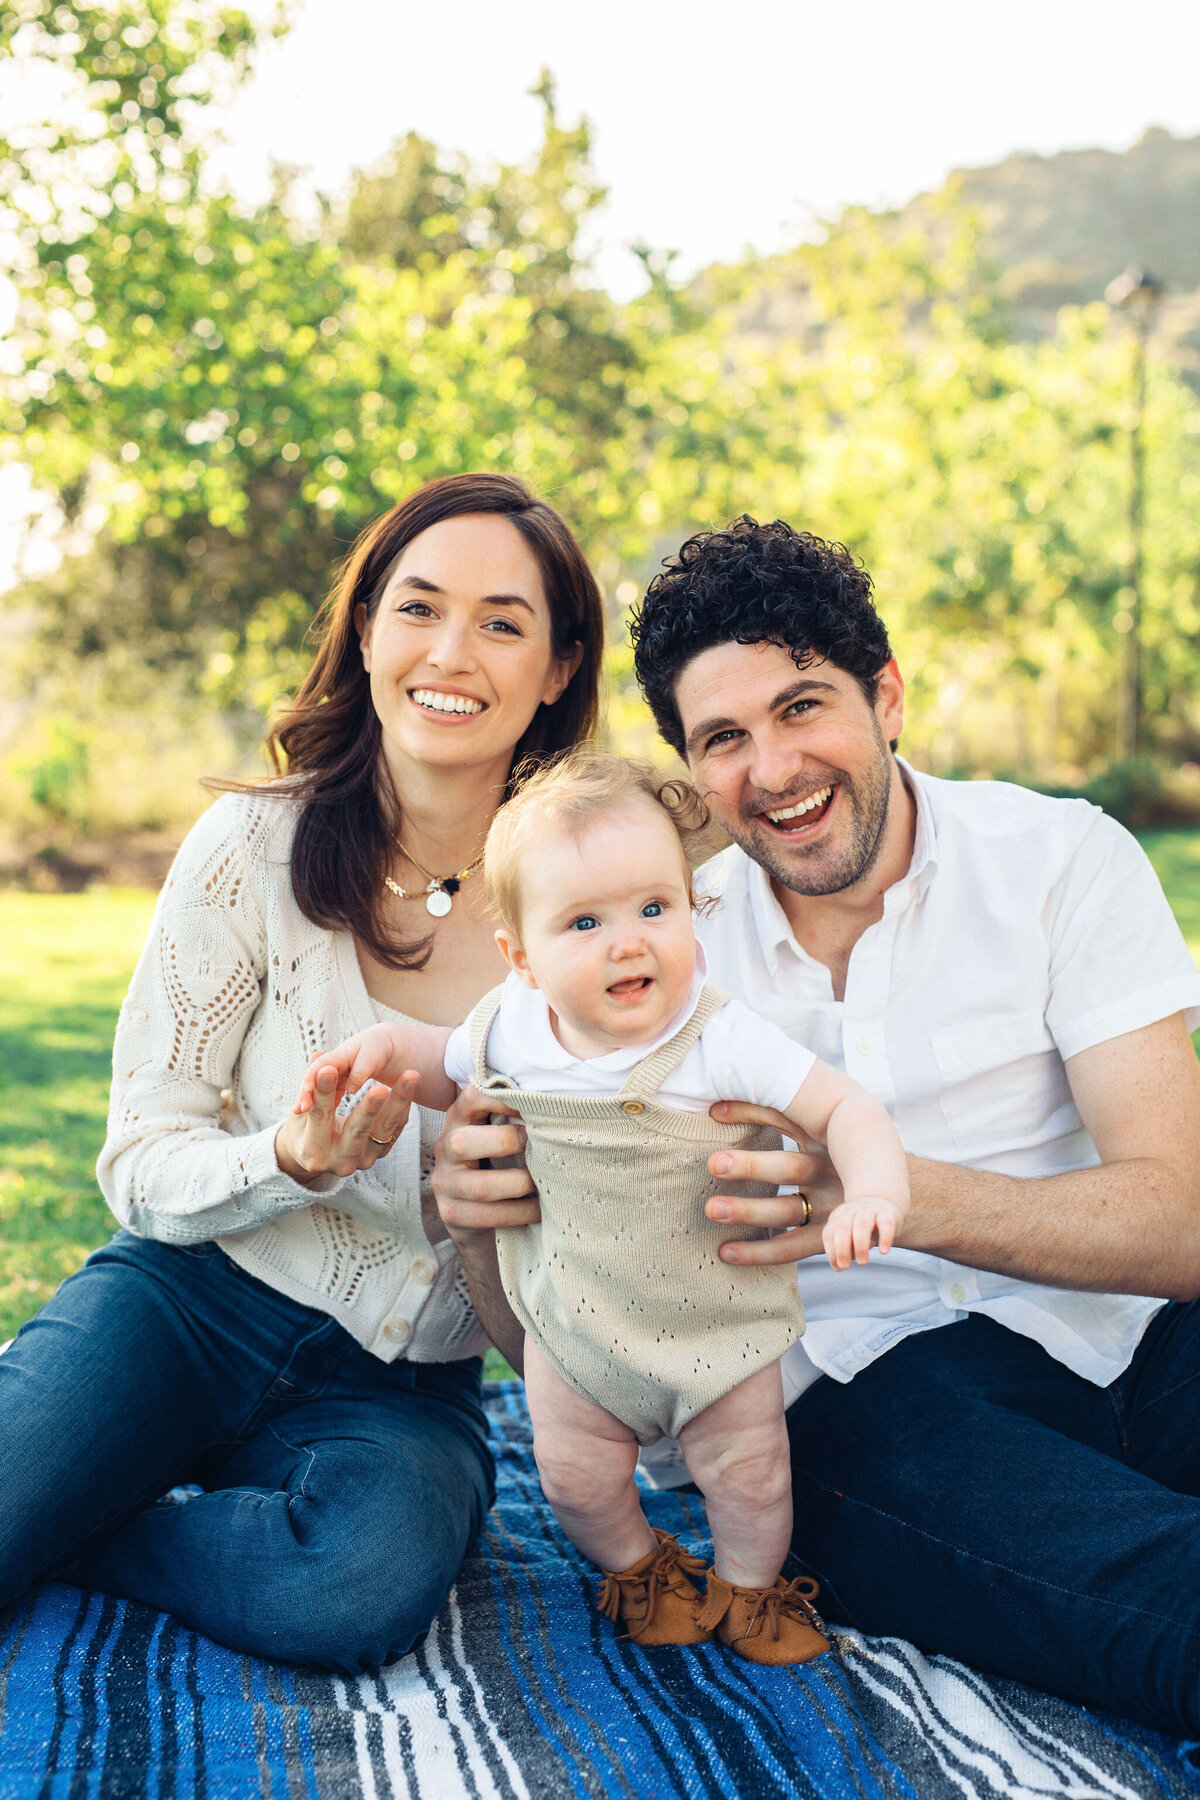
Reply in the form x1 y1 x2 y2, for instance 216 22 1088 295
503 800 697 1055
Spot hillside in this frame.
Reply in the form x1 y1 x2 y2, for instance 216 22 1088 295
726 128 1200 368
913 127 1200 347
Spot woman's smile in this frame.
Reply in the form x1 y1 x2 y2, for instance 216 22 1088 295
407 685 488 719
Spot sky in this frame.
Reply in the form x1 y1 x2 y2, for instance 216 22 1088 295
209 0 1200 298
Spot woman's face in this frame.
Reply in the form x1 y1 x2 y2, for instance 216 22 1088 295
357 513 581 785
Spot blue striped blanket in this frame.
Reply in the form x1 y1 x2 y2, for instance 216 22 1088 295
2 1382 1197 1799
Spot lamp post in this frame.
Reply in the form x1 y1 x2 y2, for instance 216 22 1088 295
1104 264 1164 760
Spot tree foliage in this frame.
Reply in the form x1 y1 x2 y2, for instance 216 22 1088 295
0 0 266 242
4 0 1200 799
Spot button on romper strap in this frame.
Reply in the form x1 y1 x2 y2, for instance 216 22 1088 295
616 983 733 1101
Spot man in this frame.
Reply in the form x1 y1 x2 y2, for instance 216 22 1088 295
434 515 1200 1736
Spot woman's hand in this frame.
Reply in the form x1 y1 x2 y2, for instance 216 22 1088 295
293 1026 411 1115
431 1084 540 1243
705 1099 846 1264
274 1067 418 1187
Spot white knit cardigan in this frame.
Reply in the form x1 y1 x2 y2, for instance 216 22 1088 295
98 789 488 1364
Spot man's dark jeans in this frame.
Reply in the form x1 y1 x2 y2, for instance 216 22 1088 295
0 1231 494 1672
787 1305 1200 1737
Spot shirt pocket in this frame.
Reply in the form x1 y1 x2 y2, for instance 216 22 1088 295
930 1013 1057 1158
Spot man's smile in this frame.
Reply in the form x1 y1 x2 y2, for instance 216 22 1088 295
755 784 838 838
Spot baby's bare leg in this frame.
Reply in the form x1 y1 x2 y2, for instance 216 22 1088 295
523 1338 656 1571
677 1361 792 1588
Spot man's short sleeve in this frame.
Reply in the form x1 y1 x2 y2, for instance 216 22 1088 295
704 1000 818 1111
1045 812 1200 1063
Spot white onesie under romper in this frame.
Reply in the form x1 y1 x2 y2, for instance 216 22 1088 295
445 974 817 1441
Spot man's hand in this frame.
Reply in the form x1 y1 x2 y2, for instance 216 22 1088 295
708 1015 1200 1299
431 1084 538 1373
431 1084 540 1238
704 1100 843 1264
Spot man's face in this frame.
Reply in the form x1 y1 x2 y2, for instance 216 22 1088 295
675 642 905 898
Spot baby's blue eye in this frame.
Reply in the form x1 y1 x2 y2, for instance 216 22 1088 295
641 901 664 918
570 915 600 932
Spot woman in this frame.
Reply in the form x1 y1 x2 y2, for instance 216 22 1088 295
0 473 603 1671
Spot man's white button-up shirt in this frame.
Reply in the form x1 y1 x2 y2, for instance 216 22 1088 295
695 763 1200 1399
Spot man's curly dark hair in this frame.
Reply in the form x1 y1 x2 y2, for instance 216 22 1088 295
629 516 892 759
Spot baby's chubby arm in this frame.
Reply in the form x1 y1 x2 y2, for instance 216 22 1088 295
781 1063 911 1271
293 1021 458 1117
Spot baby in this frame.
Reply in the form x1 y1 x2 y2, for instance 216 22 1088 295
295 752 910 1664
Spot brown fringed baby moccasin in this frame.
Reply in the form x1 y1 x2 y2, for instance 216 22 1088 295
697 1573 831 1665
597 1528 714 1646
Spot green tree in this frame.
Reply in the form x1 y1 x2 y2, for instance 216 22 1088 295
5 11 1200 790
0 0 266 238
6 50 646 715
337 73 641 529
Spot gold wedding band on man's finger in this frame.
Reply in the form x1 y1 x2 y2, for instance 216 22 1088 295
368 1131 400 1147
797 1193 813 1227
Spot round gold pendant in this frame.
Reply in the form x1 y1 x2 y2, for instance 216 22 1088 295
425 887 453 918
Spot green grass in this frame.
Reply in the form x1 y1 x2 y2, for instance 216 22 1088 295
2 832 1199 1345
0 889 156 1340
1141 831 1200 958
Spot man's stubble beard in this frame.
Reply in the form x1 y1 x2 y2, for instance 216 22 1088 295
726 720 895 898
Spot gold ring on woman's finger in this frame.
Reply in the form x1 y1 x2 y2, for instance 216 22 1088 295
798 1193 813 1227
369 1132 400 1147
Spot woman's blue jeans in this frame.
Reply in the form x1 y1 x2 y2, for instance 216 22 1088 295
787 1306 1200 1738
0 1231 494 1673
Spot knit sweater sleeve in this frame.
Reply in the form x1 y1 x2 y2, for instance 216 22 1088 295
98 792 345 1244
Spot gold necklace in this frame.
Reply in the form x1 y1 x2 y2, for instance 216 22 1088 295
385 839 485 917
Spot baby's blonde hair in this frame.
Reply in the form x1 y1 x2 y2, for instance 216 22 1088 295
485 750 710 936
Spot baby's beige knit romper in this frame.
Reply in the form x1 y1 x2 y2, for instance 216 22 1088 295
469 980 806 1441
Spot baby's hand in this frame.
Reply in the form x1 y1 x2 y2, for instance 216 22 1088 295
822 1196 906 1271
292 1026 416 1115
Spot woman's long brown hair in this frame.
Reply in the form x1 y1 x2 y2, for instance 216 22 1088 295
213 473 604 969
